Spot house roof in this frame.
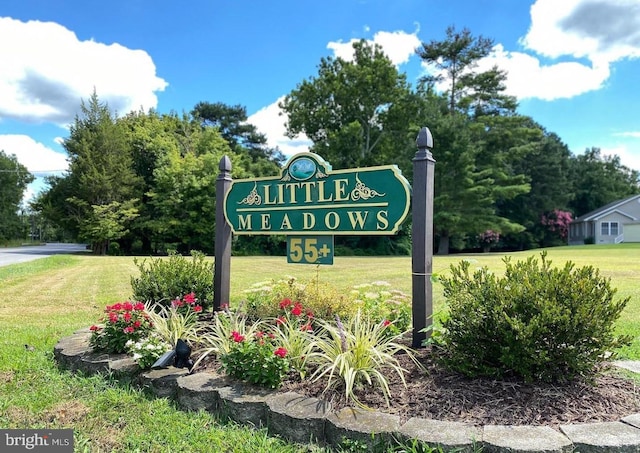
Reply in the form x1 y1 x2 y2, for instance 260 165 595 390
573 193 640 222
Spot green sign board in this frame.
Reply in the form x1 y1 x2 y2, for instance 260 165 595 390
286 236 334 265
223 153 411 235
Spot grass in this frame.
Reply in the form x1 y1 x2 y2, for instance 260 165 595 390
0 244 638 451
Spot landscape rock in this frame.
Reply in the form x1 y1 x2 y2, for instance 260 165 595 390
482 425 573 453
398 418 482 452
176 372 232 413
266 392 331 443
325 407 401 449
560 421 640 452
139 367 191 398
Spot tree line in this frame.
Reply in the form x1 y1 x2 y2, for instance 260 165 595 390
3 26 638 254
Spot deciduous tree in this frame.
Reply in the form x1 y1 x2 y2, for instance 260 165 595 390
0 150 33 242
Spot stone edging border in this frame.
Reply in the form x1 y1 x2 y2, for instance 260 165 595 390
54 330 640 452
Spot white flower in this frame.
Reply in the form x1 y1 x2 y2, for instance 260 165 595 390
372 281 391 287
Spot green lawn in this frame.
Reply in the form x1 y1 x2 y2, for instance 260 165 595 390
0 244 638 451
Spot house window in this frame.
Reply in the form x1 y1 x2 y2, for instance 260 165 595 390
611 222 619 235
601 222 619 236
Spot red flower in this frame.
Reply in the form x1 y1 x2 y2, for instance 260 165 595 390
300 323 313 332
183 292 196 304
111 303 122 311
279 298 292 309
108 313 118 323
231 331 245 343
291 302 303 316
171 298 184 308
274 347 287 358
123 312 132 322
123 326 134 334
122 301 134 311
89 325 100 331
134 302 145 311
383 320 392 327
193 305 203 313
133 320 141 328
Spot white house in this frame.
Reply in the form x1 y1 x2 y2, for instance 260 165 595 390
568 194 640 245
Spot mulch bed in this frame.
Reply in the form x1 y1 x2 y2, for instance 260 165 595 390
193 345 640 429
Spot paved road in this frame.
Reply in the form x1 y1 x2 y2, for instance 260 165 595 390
0 243 88 267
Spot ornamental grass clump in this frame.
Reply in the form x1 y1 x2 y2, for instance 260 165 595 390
191 304 265 370
437 252 632 382
269 298 316 379
89 301 153 353
307 310 420 408
145 293 203 348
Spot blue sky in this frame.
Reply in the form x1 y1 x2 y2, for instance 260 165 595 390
1 0 639 202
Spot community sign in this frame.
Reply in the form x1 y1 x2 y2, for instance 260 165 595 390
223 152 411 235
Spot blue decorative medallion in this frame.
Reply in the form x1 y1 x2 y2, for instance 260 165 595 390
289 157 316 181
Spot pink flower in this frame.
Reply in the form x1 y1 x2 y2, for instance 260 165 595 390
111 303 122 311
108 313 118 323
274 347 287 358
276 316 286 326
193 305 202 313
231 331 245 343
89 325 100 331
134 302 145 311
306 310 314 319
123 326 134 334
300 323 313 332
183 292 196 304
171 298 183 308
383 320 392 328
122 301 134 311
133 320 141 328
255 331 264 339
279 298 292 309
123 312 132 322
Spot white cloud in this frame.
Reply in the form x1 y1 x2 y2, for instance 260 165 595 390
478 44 610 100
492 0 640 101
522 0 640 65
0 17 167 125
327 29 421 66
600 144 640 171
421 1 640 102
615 131 640 139
0 134 68 173
248 97 312 158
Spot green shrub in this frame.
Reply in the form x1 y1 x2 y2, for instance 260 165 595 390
437 252 631 382
130 250 214 310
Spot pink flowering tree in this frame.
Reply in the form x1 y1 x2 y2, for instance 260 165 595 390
478 230 500 252
540 209 573 244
